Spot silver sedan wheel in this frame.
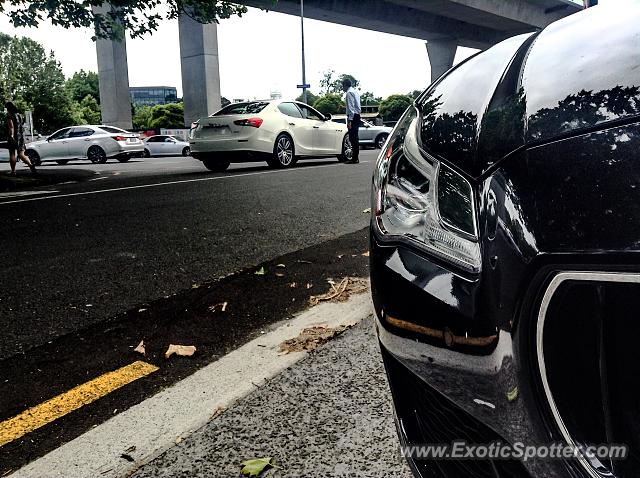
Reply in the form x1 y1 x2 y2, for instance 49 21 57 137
277 136 294 166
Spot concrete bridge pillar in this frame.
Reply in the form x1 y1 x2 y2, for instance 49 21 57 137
94 5 133 129
426 39 458 84
179 15 222 127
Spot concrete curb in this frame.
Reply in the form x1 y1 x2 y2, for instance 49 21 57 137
12 291 373 478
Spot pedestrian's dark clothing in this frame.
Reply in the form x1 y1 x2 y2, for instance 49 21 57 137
7 113 25 154
348 113 361 162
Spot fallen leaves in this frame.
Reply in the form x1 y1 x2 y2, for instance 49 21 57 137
275 273 285 277
276 263 286 268
165 344 197 359
133 340 145 356
289 282 297 288
211 405 226 420
507 386 519 402
309 277 369 306
240 457 278 476
279 323 356 354
362 208 371 213
208 302 228 313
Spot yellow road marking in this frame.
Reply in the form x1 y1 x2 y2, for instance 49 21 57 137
0 361 158 447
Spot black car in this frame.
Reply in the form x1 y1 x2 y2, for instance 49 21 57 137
370 4 640 478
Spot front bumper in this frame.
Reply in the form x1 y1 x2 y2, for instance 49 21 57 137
371 227 640 478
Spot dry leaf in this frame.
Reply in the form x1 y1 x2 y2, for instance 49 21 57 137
337 254 344 259
276 263 286 268
191 283 200 289
275 272 285 277
254 267 266 276
165 344 197 359
362 208 371 213
279 323 356 354
296 259 312 264
133 340 145 356
125 446 136 454
309 277 369 306
305 283 313 289
362 251 370 257
289 282 297 288
208 302 228 313
175 436 183 444
211 405 226 420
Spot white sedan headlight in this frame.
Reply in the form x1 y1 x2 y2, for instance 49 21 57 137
373 106 481 274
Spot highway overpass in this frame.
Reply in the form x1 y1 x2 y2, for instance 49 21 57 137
95 0 582 128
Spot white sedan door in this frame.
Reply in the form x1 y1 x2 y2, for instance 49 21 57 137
146 136 166 156
43 128 72 160
67 127 96 159
165 137 182 155
277 102 314 155
296 103 335 154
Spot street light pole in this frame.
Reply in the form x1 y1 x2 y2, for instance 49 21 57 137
300 0 308 104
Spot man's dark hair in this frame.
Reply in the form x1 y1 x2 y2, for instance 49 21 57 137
5 101 17 115
342 78 352 89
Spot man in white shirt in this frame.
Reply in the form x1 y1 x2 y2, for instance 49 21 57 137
342 78 361 164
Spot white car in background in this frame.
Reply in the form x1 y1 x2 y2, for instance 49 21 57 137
143 135 191 158
189 100 352 172
25 125 143 165
330 117 392 149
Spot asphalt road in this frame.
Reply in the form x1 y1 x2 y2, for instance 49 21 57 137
0 152 378 360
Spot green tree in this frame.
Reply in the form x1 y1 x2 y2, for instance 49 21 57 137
408 90 423 100
379 94 413 122
295 91 319 106
312 94 344 115
0 33 74 134
319 70 360 95
319 70 336 95
149 103 184 129
335 74 359 92
2 1 249 40
71 95 102 125
133 105 154 129
361 92 382 106
66 70 100 104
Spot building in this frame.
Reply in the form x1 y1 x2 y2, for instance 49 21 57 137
130 86 178 107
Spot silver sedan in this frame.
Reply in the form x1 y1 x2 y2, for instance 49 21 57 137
25 125 143 165
143 135 191 157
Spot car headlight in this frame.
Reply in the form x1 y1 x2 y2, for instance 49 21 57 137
372 105 481 274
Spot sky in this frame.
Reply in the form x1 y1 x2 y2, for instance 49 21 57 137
0 6 479 101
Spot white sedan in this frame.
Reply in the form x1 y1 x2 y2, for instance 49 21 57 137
25 125 143 165
143 135 191 157
189 100 352 171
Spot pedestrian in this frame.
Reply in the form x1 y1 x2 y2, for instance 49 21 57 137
5 101 36 175
342 78 361 164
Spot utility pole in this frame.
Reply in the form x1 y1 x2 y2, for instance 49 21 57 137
300 0 308 104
